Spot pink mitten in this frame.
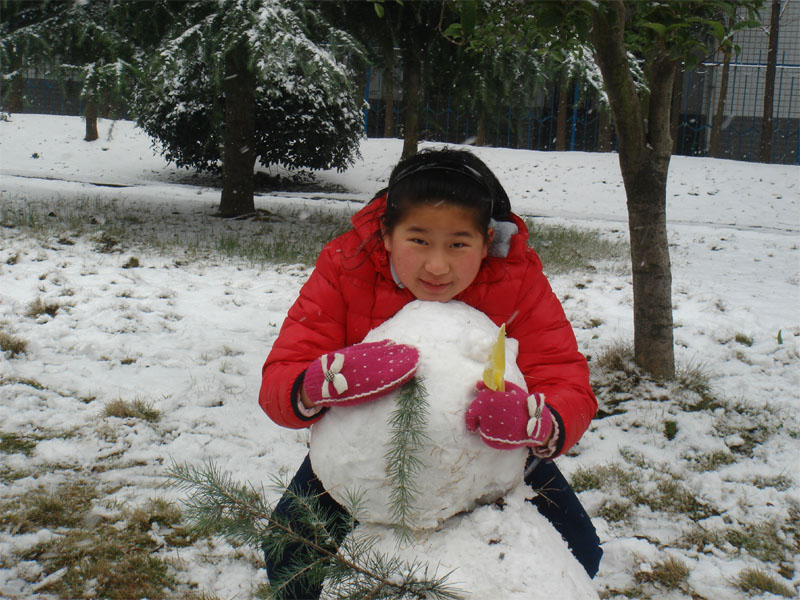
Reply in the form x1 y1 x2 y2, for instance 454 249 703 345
465 381 554 450
303 340 419 408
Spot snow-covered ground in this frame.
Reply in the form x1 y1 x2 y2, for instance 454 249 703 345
0 114 798 599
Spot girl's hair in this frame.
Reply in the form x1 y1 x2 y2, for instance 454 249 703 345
383 148 511 238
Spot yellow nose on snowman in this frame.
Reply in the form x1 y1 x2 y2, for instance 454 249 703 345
482 323 506 392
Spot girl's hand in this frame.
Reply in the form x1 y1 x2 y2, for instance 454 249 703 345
303 340 419 408
465 381 554 450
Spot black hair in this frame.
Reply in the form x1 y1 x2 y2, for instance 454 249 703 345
383 148 512 238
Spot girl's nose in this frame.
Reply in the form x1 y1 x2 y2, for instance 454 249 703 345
425 251 449 275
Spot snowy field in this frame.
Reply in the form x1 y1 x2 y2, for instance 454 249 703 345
0 114 798 599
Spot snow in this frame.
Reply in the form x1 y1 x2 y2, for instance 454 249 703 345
1 114 799 599
362 485 597 600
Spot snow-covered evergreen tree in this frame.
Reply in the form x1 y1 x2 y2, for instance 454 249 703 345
133 0 364 217
0 0 166 140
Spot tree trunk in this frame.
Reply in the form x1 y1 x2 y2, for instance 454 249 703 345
670 66 682 154
382 33 396 138
591 2 676 379
476 107 487 146
555 75 568 151
710 44 732 158
401 39 421 160
84 99 99 141
384 66 396 138
596 105 613 151
219 41 256 218
624 160 675 378
759 0 780 163
7 76 26 113
5 53 26 113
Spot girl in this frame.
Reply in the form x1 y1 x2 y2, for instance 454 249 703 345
259 148 601 599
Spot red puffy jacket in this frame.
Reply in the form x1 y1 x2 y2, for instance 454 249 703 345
259 195 596 456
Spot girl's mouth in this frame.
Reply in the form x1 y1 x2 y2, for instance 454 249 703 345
421 280 450 293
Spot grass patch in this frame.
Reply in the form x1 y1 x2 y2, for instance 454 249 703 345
752 474 792 491
681 519 795 564
0 477 194 599
634 555 690 590
0 375 46 389
597 500 634 522
680 524 722 551
736 568 795 597
734 333 754 347
0 480 100 533
642 479 719 520
725 521 790 563
0 432 37 456
11 493 190 599
674 359 714 401
103 398 161 423
606 452 719 520
590 341 730 422
25 296 60 318
593 340 637 376
0 330 28 357
685 450 736 472
713 400 784 454
2 195 630 271
93 231 122 253
525 219 628 274
570 463 635 493
0 466 30 483
1 195 354 267
214 220 349 266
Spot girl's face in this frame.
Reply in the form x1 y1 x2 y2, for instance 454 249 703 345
382 203 492 302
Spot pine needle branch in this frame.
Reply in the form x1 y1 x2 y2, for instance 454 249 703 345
384 377 431 545
165 459 463 600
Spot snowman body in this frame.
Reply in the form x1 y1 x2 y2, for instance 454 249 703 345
309 301 599 599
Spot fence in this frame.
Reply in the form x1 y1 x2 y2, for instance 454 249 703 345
363 62 799 165
364 84 610 154
678 53 799 164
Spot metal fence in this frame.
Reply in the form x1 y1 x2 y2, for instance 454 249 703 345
364 84 609 154
363 62 799 165
678 54 799 164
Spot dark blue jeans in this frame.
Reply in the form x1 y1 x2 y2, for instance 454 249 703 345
264 453 602 599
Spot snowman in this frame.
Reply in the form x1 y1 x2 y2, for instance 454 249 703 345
310 301 599 600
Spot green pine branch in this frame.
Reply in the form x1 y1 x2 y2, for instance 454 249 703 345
384 377 431 545
165 459 463 600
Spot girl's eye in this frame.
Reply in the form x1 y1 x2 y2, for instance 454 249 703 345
410 238 427 245
451 242 467 249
